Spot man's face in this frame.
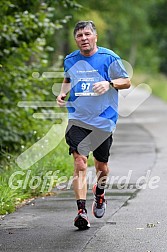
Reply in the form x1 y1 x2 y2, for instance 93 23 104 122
75 27 97 56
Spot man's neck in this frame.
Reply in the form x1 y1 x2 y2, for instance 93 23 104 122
80 46 98 57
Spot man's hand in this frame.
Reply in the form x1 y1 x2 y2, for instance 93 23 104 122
57 93 67 107
92 81 110 95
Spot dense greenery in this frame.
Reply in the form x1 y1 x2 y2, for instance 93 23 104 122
0 0 80 154
0 0 167 214
149 0 167 73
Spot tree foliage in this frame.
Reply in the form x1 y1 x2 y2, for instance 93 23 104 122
0 0 80 154
149 0 167 73
72 0 167 72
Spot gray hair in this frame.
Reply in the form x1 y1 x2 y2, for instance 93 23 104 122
73 20 97 37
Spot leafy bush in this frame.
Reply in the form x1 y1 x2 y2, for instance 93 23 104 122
0 0 78 154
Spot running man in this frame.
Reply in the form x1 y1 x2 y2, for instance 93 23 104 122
57 20 131 229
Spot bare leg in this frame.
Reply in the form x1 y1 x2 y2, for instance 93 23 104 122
94 158 109 190
72 152 88 200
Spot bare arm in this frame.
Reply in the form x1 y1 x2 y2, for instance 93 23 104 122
112 77 131 89
93 78 131 95
57 78 71 106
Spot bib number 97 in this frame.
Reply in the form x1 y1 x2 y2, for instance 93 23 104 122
81 82 90 91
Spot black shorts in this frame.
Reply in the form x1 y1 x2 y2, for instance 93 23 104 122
65 120 113 163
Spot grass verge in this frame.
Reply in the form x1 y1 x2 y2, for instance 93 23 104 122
0 138 94 215
133 71 167 102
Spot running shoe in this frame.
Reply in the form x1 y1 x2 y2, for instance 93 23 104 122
74 209 90 230
92 184 107 218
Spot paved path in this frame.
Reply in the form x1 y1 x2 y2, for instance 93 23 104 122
0 86 167 251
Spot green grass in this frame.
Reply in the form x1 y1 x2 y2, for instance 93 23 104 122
0 138 94 215
132 71 167 102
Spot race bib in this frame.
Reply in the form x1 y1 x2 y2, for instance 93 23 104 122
74 77 99 96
